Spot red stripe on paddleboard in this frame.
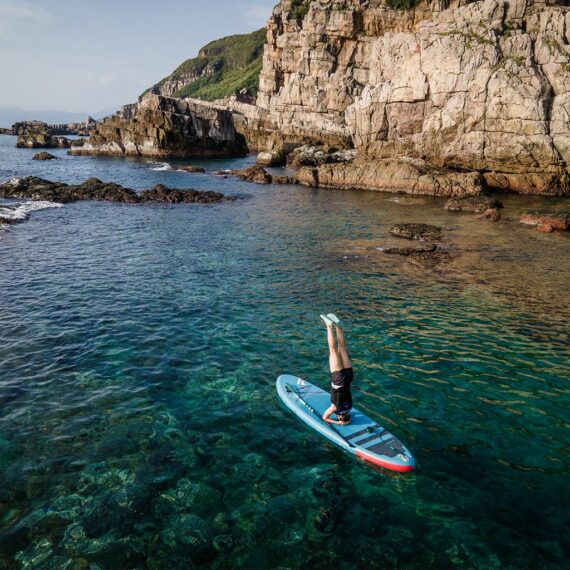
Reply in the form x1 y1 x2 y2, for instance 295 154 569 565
356 450 415 472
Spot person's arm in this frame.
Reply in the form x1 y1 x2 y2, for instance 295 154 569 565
322 405 347 425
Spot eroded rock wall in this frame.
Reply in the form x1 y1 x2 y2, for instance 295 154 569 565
256 0 570 195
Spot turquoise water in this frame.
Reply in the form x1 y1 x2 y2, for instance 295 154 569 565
1 135 569 569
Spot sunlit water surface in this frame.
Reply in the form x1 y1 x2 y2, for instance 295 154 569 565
0 136 569 569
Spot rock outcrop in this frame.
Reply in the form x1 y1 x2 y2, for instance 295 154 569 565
0 176 232 205
14 121 71 149
253 0 570 196
32 152 58 161
296 157 485 195
71 95 248 159
519 211 570 231
177 165 206 173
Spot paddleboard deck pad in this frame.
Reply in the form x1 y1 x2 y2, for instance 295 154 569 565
276 374 416 472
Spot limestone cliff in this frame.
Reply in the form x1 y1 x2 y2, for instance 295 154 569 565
255 0 570 195
70 95 247 159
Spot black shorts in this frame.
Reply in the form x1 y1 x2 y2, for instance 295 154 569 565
330 367 353 390
331 388 353 414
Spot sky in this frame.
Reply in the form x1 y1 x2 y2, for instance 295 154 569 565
0 0 276 114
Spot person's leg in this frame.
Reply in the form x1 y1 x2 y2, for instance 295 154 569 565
335 325 352 369
327 323 343 372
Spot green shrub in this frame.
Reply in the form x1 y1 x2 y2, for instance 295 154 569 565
385 0 421 10
290 0 311 20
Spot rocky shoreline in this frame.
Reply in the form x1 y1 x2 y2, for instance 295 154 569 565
0 177 233 228
8 0 570 201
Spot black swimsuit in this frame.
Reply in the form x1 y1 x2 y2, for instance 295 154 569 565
330 368 353 414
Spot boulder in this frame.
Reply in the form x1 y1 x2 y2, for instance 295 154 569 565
177 165 206 174
230 165 273 184
479 208 501 222
139 184 228 204
288 145 357 169
390 224 443 242
32 152 58 161
519 212 570 231
257 151 285 167
444 196 504 214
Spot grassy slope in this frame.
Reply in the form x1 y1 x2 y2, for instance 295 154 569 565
147 29 266 102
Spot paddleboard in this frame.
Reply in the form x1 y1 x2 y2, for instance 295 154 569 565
276 374 416 472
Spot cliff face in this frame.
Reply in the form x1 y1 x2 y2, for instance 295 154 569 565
70 95 247 159
256 0 570 195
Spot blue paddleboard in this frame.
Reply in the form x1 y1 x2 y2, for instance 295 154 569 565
276 374 416 472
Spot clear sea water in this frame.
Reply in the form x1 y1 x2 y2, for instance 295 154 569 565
0 135 569 569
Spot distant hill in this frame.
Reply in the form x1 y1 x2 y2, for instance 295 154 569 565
0 106 117 128
145 29 266 102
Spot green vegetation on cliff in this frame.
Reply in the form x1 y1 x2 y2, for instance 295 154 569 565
290 0 311 19
147 29 266 102
385 0 421 9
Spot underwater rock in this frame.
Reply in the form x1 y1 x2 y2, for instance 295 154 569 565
390 223 444 242
406 250 453 270
212 512 231 535
232 453 268 483
15 538 53 568
212 534 235 553
519 212 570 231
157 478 221 517
479 208 501 221
381 244 437 256
160 514 213 556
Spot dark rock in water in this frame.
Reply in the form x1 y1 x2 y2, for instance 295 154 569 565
479 208 501 221
272 175 298 185
0 176 232 205
231 165 273 184
178 165 206 173
406 250 452 270
32 152 58 161
140 184 228 204
390 223 444 242
444 195 503 214
381 243 437 255
226 166 297 185
519 212 570 231
382 225 452 269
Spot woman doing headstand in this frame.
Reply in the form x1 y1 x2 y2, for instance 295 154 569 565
320 314 353 426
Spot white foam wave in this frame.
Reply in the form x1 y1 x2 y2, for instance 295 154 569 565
150 163 172 171
0 200 64 225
